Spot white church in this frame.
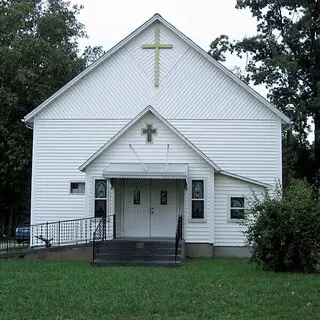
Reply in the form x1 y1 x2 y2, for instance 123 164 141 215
23 14 289 258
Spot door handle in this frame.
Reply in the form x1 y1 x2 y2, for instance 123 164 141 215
150 207 154 214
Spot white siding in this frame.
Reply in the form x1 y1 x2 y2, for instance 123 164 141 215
170 119 281 185
32 119 127 224
37 23 278 122
38 48 156 120
85 113 213 243
214 174 265 246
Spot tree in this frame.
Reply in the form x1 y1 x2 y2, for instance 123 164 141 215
0 0 102 233
209 0 320 181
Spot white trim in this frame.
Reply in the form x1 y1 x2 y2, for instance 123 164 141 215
189 178 206 223
227 195 246 223
30 117 38 230
78 106 221 172
278 120 283 186
23 13 290 124
210 170 215 244
93 178 108 218
219 170 271 189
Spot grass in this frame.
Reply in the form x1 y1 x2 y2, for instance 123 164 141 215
0 259 319 320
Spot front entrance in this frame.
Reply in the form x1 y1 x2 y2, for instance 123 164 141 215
123 180 177 237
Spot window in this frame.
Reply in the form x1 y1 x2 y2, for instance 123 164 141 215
70 182 85 194
191 180 204 219
95 180 107 218
230 197 245 219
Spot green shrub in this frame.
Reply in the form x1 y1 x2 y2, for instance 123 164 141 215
244 180 320 273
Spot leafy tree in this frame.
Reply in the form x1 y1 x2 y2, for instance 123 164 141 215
209 0 320 181
0 0 102 233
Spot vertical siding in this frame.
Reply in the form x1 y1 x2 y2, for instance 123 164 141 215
85 113 213 243
214 174 265 246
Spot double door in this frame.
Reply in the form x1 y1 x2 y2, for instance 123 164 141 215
123 180 177 237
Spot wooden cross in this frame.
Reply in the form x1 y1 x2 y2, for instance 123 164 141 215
142 28 173 87
142 124 157 143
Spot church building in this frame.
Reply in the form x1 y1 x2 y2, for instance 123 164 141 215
23 14 289 257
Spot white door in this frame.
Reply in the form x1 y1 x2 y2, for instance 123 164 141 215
123 180 150 237
123 180 177 237
150 180 177 237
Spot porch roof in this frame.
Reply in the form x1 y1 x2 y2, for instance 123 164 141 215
102 163 188 179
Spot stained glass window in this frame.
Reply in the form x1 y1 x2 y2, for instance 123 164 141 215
95 179 107 218
95 180 106 198
191 180 204 219
230 197 245 219
160 190 167 205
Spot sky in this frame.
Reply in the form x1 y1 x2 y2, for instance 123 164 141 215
70 0 259 87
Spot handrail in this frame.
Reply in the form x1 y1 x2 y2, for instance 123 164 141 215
175 215 183 263
0 216 111 253
92 217 106 262
92 214 116 262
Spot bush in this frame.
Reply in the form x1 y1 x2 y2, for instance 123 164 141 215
244 180 320 273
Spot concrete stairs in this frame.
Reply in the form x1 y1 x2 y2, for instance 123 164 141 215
91 239 184 267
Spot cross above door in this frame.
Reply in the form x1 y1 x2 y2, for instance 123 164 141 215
142 124 157 143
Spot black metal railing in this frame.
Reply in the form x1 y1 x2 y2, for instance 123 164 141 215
0 216 115 253
175 215 183 263
92 214 116 262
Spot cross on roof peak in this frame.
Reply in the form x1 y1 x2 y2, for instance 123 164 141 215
142 28 173 87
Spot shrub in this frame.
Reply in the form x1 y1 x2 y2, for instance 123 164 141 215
244 180 320 273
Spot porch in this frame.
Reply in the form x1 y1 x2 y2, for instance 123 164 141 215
92 172 186 266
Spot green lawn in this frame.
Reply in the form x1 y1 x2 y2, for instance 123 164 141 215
0 259 319 320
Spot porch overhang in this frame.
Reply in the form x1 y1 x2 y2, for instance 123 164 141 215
102 163 188 179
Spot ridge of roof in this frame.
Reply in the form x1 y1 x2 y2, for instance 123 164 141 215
78 105 221 172
23 13 290 124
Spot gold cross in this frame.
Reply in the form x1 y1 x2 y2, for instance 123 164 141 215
142 28 173 87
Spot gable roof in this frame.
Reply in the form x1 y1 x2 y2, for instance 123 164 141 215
78 105 272 190
23 14 290 124
78 105 221 172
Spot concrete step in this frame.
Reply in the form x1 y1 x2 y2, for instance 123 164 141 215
92 239 184 267
98 241 178 249
91 259 181 267
95 253 180 262
96 246 181 254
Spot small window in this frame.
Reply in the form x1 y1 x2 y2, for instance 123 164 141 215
191 180 204 219
230 197 245 219
70 182 85 194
